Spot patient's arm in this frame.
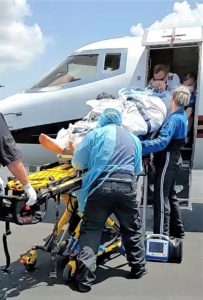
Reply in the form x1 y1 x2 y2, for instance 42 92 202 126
39 133 64 154
39 133 76 155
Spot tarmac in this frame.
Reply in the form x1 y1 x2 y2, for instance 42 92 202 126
0 170 203 300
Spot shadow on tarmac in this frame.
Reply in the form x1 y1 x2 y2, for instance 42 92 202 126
0 198 202 299
182 203 203 232
0 250 130 298
142 202 203 232
0 251 66 299
94 261 129 285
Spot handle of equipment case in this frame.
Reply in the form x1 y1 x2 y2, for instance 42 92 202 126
146 234 170 241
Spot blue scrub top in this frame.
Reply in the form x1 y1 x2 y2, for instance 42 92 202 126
72 124 142 211
141 108 187 155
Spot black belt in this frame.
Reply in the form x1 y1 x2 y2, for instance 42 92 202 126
97 172 135 183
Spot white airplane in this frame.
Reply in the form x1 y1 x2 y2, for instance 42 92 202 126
0 26 203 207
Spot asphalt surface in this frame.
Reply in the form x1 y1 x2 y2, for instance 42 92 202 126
0 170 203 300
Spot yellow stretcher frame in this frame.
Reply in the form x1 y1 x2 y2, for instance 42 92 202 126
6 162 122 280
7 163 78 191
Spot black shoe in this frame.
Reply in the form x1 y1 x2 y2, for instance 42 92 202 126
76 282 91 293
170 233 185 239
179 233 185 239
130 266 148 279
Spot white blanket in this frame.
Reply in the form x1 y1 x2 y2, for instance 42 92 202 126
56 88 167 149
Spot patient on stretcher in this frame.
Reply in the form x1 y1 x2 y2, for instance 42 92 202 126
39 133 75 155
39 87 168 155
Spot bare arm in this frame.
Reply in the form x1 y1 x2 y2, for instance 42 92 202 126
7 160 29 185
0 113 37 205
39 133 64 154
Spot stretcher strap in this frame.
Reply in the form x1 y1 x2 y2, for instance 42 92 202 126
49 193 60 278
2 222 11 271
7 164 77 191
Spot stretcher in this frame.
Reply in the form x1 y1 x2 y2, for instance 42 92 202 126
0 161 122 281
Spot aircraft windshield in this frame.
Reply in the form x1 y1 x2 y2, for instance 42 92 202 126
31 54 98 89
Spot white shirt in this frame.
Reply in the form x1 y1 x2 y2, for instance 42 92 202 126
166 73 180 92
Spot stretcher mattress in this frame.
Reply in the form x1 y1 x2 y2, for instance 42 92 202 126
7 163 78 191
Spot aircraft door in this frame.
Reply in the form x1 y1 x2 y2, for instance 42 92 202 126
142 28 203 209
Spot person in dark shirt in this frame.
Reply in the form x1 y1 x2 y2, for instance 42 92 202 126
148 64 180 93
142 86 190 239
183 72 197 134
0 113 37 205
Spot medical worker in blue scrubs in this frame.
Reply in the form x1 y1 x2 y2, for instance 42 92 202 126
71 108 146 292
142 86 190 239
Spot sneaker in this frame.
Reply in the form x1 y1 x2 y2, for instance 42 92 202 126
178 233 185 239
170 233 185 239
130 266 148 279
76 282 91 293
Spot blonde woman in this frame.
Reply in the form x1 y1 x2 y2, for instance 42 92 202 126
142 86 190 239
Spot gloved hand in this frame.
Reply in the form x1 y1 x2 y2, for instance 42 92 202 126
0 177 5 195
24 183 37 206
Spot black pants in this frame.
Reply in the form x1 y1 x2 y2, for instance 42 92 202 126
76 175 146 288
153 152 185 237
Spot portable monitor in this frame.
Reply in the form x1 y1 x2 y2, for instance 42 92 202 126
145 234 169 262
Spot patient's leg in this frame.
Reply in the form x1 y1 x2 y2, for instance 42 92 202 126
39 133 64 154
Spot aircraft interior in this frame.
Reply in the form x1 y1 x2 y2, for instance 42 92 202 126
147 46 199 204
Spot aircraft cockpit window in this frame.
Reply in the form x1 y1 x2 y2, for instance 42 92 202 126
67 54 98 82
104 53 121 72
31 54 98 89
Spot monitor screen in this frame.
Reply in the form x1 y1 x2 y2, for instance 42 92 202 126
149 241 164 253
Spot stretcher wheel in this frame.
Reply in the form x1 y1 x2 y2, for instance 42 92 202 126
20 249 37 271
24 258 37 271
63 265 72 282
